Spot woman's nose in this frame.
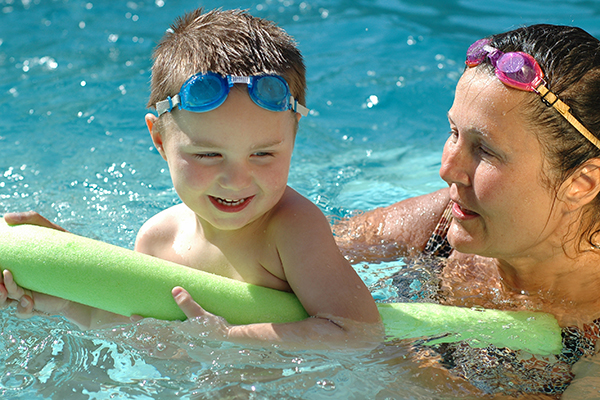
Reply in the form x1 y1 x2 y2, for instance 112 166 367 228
439 136 471 187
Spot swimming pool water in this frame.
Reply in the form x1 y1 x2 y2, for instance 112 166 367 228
2 0 600 398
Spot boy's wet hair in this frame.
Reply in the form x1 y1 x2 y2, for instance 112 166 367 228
148 8 306 112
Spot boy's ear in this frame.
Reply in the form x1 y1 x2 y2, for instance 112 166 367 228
145 113 167 161
563 159 600 209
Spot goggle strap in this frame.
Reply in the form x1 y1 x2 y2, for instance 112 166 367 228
536 85 600 150
291 96 309 117
536 81 559 107
156 95 181 116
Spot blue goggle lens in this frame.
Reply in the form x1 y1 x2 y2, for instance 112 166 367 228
249 75 289 112
180 72 229 112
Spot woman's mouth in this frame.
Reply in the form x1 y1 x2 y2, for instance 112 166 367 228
209 196 254 213
451 201 479 220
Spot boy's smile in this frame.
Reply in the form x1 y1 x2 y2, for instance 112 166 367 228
209 195 254 213
148 85 299 232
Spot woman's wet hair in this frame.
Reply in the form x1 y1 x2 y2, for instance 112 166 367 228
484 25 600 248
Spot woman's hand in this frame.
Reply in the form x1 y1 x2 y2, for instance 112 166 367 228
3 211 68 232
0 270 18 310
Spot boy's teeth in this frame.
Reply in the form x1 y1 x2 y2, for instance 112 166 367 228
217 198 246 206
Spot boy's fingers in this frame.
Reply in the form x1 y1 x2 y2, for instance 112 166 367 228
172 286 206 319
15 295 34 319
0 283 10 307
2 270 25 299
130 315 143 323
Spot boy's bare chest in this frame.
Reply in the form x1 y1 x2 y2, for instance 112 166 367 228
170 231 291 291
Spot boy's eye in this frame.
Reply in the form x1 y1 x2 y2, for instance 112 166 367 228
252 151 274 157
194 152 221 159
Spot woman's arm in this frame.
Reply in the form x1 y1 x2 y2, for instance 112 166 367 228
3 211 68 232
0 269 130 329
173 286 383 350
333 188 450 263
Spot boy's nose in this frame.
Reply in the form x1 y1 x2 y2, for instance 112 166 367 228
219 162 252 190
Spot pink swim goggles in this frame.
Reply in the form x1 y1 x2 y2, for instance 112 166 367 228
466 38 600 150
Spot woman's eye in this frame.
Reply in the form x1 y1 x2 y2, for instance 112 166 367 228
479 146 494 156
476 140 497 158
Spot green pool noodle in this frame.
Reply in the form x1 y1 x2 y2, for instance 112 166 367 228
0 217 308 325
378 303 561 354
0 218 562 354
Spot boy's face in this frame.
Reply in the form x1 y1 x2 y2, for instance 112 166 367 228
148 85 299 232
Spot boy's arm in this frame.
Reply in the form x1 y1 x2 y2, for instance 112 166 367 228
173 198 384 349
275 198 383 347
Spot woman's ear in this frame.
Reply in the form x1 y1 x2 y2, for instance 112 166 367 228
145 113 167 161
563 159 600 208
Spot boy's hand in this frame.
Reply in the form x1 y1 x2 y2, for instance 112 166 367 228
172 286 230 340
1 213 68 318
0 271 17 310
1 270 69 318
1 269 35 317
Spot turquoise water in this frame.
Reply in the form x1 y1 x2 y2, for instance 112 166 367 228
1 0 600 398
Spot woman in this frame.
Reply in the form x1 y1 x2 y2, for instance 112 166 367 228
336 24 600 397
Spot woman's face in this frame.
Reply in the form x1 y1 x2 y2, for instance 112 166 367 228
440 68 567 260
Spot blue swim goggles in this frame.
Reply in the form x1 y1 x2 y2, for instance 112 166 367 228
155 72 309 117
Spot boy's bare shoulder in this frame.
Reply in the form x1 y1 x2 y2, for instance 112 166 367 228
267 187 330 235
134 204 191 255
271 186 322 214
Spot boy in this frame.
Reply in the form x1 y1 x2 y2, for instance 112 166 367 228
1 9 382 348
